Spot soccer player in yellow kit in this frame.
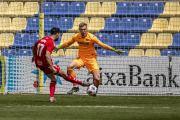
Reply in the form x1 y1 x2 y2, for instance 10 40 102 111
54 22 125 95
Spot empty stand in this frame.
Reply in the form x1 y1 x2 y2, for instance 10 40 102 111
51 49 64 56
80 2 101 17
30 33 39 47
88 17 105 33
17 49 33 56
163 17 180 33
2 49 16 56
161 49 177 56
128 49 144 56
97 49 113 56
0 33 14 48
118 17 136 32
0 18 11 32
0 2 8 17
168 33 180 49
64 49 78 56
108 33 124 48
44 17 58 32
146 2 164 17
145 49 161 56
94 33 108 48
68 17 89 33
42 2 54 16
58 17 73 33
136 33 156 49
148 18 168 33
60 33 78 48
22 17 39 33
5 2 23 17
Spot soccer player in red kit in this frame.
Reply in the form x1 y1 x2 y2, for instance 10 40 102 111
32 27 90 102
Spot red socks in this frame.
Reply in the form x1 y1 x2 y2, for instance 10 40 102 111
65 75 82 85
50 81 56 97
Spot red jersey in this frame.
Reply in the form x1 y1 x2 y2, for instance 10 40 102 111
34 36 55 67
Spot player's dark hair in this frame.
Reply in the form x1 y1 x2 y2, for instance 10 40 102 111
51 27 60 35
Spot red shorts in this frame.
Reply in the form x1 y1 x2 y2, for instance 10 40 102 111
38 63 60 75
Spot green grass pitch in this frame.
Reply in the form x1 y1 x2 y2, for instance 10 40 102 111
0 94 180 120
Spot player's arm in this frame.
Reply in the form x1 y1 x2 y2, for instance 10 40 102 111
54 38 75 52
45 51 57 73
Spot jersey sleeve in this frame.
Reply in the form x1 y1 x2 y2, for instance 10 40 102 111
62 36 75 48
46 41 55 53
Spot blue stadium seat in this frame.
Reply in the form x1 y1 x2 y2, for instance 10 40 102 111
127 2 148 17
132 17 152 33
46 33 61 45
112 49 129 56
44 18 58 32
2 49 17 56
17 49 33 56
94 33 109 48
121 33 141 49
118 17 136 32
58 17 73 33
43 2 55 16
10 33 30 49
111 2 132 17
161 49 177 56
108 33 124 48
50 2 69 17
97 49 113 56
22 17 39 33
146 2 164 17
30 33 39 47
100 17 120 33
168 33 180 49
178 51 180 56
64 2 85 17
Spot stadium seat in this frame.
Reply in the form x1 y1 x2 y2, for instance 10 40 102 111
111 2 132 17
94 33 108 48
49 2 69 17
22 17 39 33
42 2 54 16
64 2 85 17
5 2 23 17
148 18 168 33
145 49 161 56
136 33 156 49
88 17 105 33
0 33 14 48
146 2 164 17
60 33 78 48
58 17 73 33
108 33 124 48
51 49 64 56
68 17 89 33
161 49 177 56
19 2 39 17
132 17 152 33
17 49 33 56
30 33 39 47
163 17 180 33
159 2 180 17
10 33 30 49
112 49 129 56
7 17 27 33
96 2 116 17
121 33 140 49
168 33 180 49
0 2 8 17
99 17 120 33
1 49 17 56
64 49 78 56
118 17 136 32
127 2 148 17
128 49 144 56
80 2 101 17
0 18 11 32
151 33 173 49
97 49 113 56
46 33 61 45
44 17 58 32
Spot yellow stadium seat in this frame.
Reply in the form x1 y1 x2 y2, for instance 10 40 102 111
0 18 11 32
60 33 78 48
80 2 101 17
88 17 105 33
145 49 161 56
51 49 64 56
5 2 23 17
159 2 180 17
7 17 27 33
64 49 79 56
0 2 8 17
136 33 156 49
19 2 39 17
0 33 14 48
151 33 173 49
68 17 89 33
148 19 168 33
163 17 180 33
96 2 116 17
128 49 144 56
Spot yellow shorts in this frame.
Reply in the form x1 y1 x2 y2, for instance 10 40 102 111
73 56 99 73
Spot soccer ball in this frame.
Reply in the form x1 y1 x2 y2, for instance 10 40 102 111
86 85 97 96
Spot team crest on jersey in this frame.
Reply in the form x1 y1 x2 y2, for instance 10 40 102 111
86 39 89 42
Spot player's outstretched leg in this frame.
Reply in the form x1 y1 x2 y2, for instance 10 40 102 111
93 71 101 97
